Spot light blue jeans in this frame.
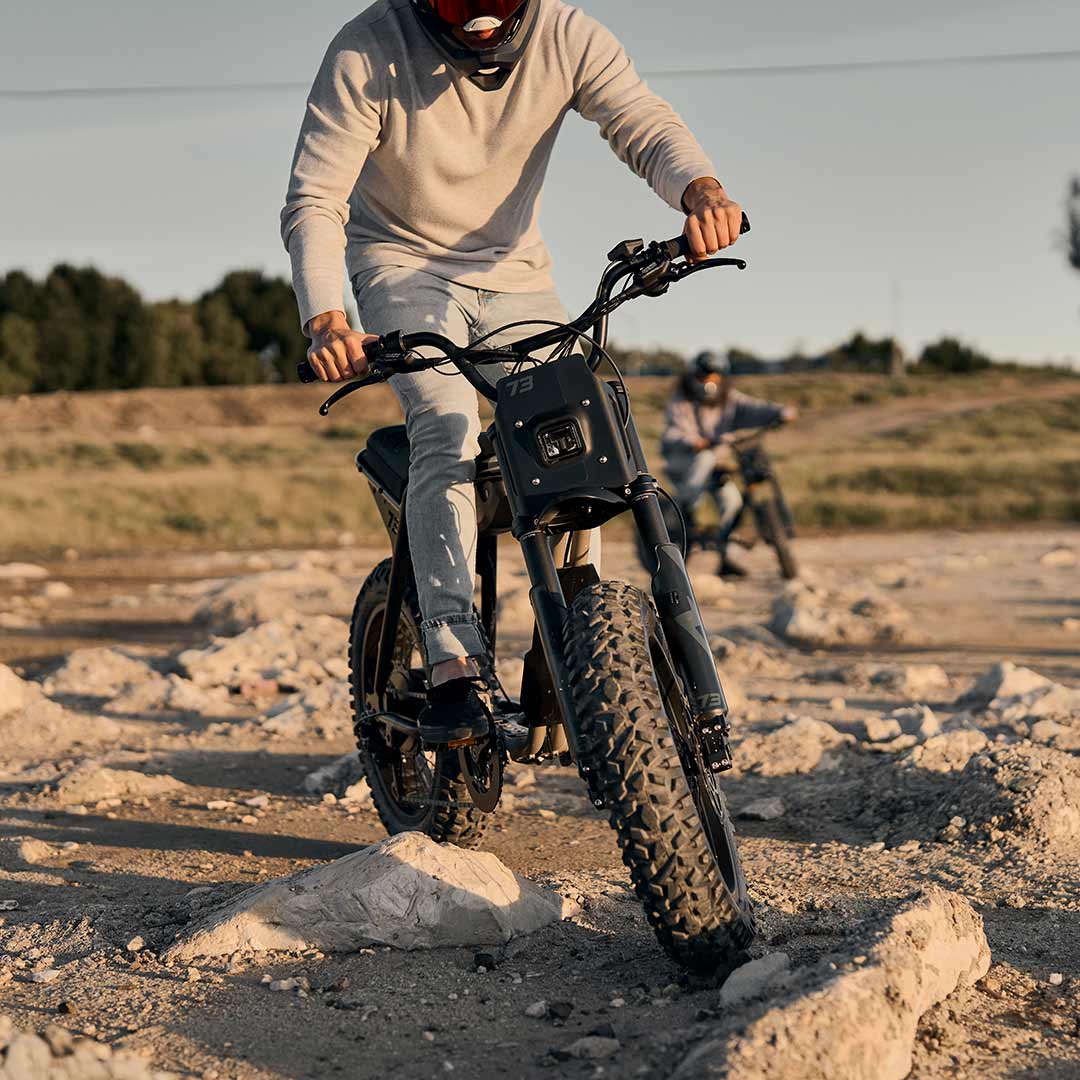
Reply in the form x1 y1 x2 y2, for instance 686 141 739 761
353 265 599 668
665 447 744 540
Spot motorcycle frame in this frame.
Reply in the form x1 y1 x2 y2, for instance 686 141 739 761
360 353 732 766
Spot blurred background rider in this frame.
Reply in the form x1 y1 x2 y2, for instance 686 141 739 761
660 351 797 577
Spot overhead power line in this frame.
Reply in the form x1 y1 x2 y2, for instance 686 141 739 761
0 47 1078 99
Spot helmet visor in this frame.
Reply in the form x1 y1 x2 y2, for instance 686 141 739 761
428 0 524 29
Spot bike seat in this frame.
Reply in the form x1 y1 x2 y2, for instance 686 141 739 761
358 424 502 507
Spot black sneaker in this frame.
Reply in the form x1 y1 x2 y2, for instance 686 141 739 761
417 677 490 745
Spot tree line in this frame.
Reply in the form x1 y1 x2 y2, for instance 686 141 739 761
0 263 1009 396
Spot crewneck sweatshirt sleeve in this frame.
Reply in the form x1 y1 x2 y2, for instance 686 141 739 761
565 10 717 213
280 25 383 331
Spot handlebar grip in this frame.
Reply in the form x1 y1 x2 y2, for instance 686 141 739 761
667 211 751 259
297 360 318 383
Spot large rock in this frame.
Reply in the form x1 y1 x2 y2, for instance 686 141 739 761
52 761 186 805
675 888 990 1080
0 1015 175 1078
42 648 158 699
770 582 916 649
0 562 49 581
178 612 348 691
167 832 578 959
261 680 352 740
735 718 853 777
194 569 355 634
302 752 368 800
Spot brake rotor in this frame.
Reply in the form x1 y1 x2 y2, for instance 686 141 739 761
457 731 504 813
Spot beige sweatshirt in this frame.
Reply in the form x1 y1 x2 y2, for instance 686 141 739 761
280 0 716 329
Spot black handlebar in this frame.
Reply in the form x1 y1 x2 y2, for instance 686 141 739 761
296 211 751 386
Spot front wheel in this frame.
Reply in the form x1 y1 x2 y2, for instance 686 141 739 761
564 581 755 972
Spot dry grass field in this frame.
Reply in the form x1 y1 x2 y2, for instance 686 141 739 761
0 367 1076 558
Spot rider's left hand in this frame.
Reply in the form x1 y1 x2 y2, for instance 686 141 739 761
681 178 743 263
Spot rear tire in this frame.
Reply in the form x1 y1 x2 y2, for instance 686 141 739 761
564 580 755 972
349 559 489 848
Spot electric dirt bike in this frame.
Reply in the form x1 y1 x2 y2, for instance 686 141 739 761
641 421 800 580
298 217 757 971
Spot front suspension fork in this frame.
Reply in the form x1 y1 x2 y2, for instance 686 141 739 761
629 474 734 772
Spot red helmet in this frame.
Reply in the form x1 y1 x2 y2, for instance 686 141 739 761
410 0 540 91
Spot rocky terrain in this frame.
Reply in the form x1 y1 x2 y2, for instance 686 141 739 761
0 528 1077 1079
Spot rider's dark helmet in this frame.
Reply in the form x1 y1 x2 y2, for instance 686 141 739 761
683 350 731 403
410 0 541 91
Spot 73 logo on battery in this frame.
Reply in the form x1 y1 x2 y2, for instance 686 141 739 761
506 374 535 397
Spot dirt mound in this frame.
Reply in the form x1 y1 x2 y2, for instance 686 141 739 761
770 581 917 648
260 680 352 740
870 663 950 698
735 718 853 776
907 729 990 774
105 674 225 717
51 761 186 806
42 648 158 700
0 664 40 715
945 744 1080 847
178 612 348 691
961 662 1053 707
674 887 989 1080
166 832 579 959
194 569 356 634
0 1016 175 1079
0 699 123 761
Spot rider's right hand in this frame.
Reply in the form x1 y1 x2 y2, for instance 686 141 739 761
306 311 376 382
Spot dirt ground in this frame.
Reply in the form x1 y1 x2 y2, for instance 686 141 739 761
0 526 1077 1079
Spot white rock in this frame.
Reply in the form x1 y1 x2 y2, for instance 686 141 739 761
963 662 1053 707
43 648 158 699
887 704 941 739
864 716 902 743
40 581 74 600
179 612 347 692
29 969 60 983
872 664 950 698
166 832 579 960
770 581 915 648
907 730 989 774
260 680 352 740
719 952 791 1007
566 1036 620 1060
1040 547 1077 568
736 718 853 777
53 762 185 805
302 753 364 796
244 795 270 809
194 570 356 634
737 797 786 821
0 562 49 580
524 1000 548 1018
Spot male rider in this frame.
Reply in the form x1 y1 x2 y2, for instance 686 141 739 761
661 351 796 577
281 0 744 743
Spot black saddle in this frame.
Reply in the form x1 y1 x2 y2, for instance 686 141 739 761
358 425 503 515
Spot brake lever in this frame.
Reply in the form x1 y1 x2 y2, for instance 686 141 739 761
318 363 393 416
668 257 746 281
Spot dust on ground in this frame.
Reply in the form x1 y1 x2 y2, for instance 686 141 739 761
0 526 1077 1079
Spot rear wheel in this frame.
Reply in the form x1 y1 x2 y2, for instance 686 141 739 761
564 580 755 972
348 559 488 847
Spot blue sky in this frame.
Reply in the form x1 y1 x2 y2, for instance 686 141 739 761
2 0 1078 364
